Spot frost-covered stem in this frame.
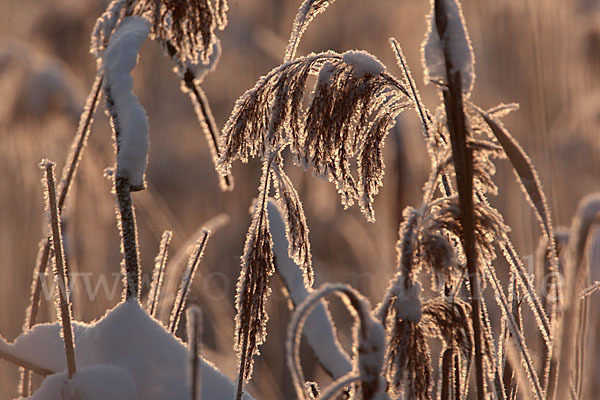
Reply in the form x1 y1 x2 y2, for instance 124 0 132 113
556 195 600 400
575 292 589 398
444 75 485 391
318 374 361 400
479 289 506 400
390 38 430 139
57 74 104 208
580 281 600 298
169 230 210 333
501 279 519 400
484 263 543 400
115 175 141 301
147 230 172 318
501 239 551 349
42 160 77 379
434 1 483 397
287 285 349 399
285 0 338 63
288 284 384 400
20 74 103 395
441 347 453 400
235 322 250 400
454 352 462 400
268 199 352 379
182 68 233 190
0 348 54 377
187 306 202 400
162 39 232 190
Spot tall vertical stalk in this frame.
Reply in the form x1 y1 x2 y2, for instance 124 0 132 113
41 160 77 379
20 74 102 396
433 1 484 397
115 175 141 301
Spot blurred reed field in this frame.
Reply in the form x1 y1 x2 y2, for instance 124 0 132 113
0 0 598 399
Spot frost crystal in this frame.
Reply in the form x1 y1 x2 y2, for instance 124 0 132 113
422 0 474 97
103 17 150 190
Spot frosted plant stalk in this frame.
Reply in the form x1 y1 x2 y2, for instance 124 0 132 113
41 160 77 379
147 230 173 318
187 306 203 400
169 230 210 333
287 284 387 400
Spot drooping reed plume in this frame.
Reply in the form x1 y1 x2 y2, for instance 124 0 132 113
219 46 413 397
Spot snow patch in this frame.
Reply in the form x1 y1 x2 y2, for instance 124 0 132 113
342 50 385 78
268 199 352 379
30 365 137 400
6 301 252 399
317 61 336 85
102 17 150 190
422 0 475 97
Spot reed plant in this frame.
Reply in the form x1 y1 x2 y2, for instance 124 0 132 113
0 0 599 399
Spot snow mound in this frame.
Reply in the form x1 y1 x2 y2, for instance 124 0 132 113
6 301 251 399
30 365 137 400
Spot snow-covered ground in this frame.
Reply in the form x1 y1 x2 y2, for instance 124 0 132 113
2 300 252 399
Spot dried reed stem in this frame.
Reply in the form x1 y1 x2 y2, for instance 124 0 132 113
41 160 77 379
20 74 102 395
182 69 233 190
575 291 588 398
147 230 173 318
318 374 361 400
390 38 431 139
169 230 210 333
484 263 543 400
434 0 484 394
443 74 485 395
556 195 600 400
0 349 54 377
187 306 202 400
441 347 453 400
115 175 141 301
